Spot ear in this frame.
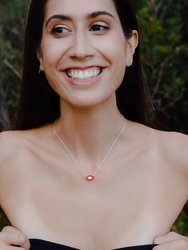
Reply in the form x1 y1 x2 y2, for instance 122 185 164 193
37 47 44 72
126 30 138 67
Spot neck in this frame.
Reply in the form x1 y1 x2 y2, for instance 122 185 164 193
55 97 126 164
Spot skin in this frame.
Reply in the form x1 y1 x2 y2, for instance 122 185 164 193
38 0 137 108
0 226 30 250
0 0 188 249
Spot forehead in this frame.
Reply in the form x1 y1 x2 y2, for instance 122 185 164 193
44 0 118 19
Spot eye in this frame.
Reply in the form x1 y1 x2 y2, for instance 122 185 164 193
51 25 70 35
90 23 109 32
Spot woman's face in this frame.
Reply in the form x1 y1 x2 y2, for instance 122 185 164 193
38 0 138 108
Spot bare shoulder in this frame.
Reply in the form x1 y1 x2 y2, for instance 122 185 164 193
0 125 49 169
0 130 29 168
0 129 32 150
154 129 188 174
156 129 188 160
0 123 53 163
0 130 30 201
133 122 188 171
0 130 22 157
0 126 51 199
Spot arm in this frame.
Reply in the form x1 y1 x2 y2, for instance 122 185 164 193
0 133 30 249
153 132 188 249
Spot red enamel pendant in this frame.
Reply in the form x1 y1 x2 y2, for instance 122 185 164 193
85 175 95 181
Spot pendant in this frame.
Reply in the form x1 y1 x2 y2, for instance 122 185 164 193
85 175 95 181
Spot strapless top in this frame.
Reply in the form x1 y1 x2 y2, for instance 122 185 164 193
29 239 157 250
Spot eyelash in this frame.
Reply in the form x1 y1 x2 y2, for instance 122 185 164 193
50 23 110 36
51 26 69 35
90 24 109 32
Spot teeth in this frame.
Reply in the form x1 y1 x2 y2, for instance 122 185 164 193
67 68 101 80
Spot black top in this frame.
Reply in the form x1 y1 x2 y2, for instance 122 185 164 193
29 239 157 250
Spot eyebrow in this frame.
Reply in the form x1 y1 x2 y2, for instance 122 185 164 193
87 11 114 19
45 11 114 27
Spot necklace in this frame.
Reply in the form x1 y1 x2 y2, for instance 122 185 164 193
52 121 125 182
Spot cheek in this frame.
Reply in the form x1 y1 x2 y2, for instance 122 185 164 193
109 42 127 87
40 38 65 67
113 62 126 89
98 31 127 63
96 35 127 87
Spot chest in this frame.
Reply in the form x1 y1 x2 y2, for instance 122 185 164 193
1 152 186 248
13 163 180 238
21 169 158 247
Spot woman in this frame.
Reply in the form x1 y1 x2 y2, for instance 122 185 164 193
0 0 188 249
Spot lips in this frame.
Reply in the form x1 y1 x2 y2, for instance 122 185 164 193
65 67 103 81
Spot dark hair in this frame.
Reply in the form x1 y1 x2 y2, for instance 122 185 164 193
113 0 155 127
12 0 155 130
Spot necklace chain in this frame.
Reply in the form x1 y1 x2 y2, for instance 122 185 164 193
52 121 125 181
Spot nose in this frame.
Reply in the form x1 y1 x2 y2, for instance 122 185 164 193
69 30 94 60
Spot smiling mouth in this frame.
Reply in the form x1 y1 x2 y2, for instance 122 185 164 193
65 67 103 80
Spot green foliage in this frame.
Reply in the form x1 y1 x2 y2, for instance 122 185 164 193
136 1 188 132
0 0 28 129
172 211 188 236
0 0 28 71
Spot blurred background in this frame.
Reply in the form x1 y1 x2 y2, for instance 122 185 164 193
0 0 188 234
